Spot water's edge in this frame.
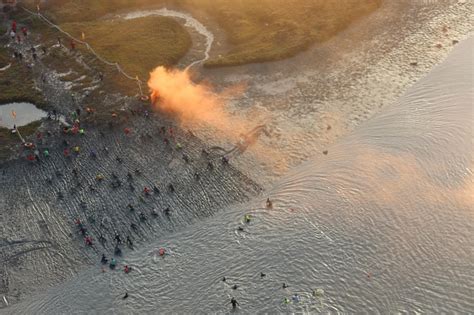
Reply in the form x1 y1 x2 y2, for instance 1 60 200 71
8 36 473 314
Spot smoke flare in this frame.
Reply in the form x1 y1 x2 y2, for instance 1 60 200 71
148 66 242 135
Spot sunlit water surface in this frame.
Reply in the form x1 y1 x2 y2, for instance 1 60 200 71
0 103 46 129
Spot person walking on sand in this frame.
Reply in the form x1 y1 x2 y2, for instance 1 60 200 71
110 258 117 269
292 293 300 303
230 297 239 309
126 236 133 247
114 233 122 244
266 198 273 209
101 254 108 264
85 236 93 246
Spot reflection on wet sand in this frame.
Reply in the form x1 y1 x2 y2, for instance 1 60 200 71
9 34 473 315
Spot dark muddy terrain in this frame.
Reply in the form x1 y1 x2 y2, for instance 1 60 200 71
0 22 260 307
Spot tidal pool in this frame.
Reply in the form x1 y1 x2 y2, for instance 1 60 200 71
0 102 46 129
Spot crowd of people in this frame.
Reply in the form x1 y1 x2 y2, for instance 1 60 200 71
3 17 322 312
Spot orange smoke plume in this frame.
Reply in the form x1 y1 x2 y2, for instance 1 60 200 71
148 66 244 135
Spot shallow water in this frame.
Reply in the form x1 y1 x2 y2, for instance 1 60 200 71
8 33 473 315
0 102 46 129
195 0 473 188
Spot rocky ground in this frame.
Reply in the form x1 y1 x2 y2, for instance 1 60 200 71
0 18 260 307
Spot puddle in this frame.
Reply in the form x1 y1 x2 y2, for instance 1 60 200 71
0 102 47 129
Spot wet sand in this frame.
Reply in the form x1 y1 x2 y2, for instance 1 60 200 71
198 0 473 187
8 34 473 315
1 0 473 310
0 24 260 307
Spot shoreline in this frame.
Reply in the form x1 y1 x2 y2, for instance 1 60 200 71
196 0 473 188
8 35 473 313
0 13 261 307
1 1 472 309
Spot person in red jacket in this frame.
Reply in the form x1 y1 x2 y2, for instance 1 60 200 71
85 236 93 246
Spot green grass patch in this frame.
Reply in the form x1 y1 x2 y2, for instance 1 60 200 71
0 121 41 160
13 11 191 97
61 16 191 82
22 0 153 24
0 47 47 107
17 120 41 137
200 0 382 67
25 0 381 68
0 25 7 36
